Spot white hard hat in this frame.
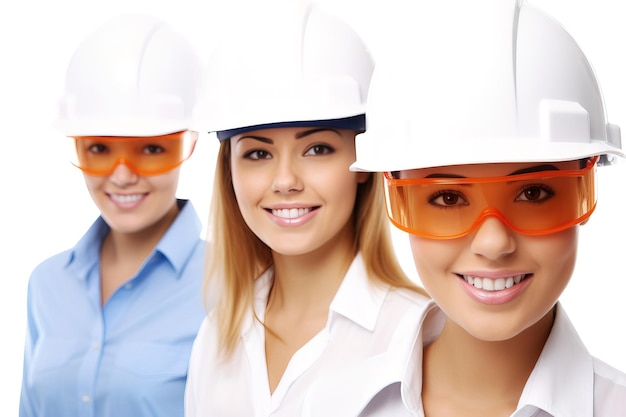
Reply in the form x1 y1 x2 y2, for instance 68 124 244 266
352 0 623 172
55 13 203 137
194 1 374 140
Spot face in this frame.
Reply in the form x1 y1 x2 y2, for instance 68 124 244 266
229 127 369 257
404 160 581 341
82 160 181 236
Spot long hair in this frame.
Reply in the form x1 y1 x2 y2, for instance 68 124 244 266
203 137 427 358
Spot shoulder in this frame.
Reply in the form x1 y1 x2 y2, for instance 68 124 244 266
28 249 73 284
379 286 432 322
387 286 431 307
188 315 219 369
191 315 216 350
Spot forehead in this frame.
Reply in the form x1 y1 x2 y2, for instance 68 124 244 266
401 160 581 178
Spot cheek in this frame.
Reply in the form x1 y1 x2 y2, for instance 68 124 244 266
82 174 105 196
325 174 362 215
231 169 259 206
148 170 181 193
529 227 578 288
230 158 262 203
230 171 267 220
408 235 461 290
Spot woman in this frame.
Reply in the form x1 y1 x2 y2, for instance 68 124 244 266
20 14 208 417
184 2 429 416
301 0 626 415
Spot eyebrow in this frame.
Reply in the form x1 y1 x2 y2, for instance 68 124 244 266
236 128 340 144
295 128 341 139
508 164 559 176
236 135 273 144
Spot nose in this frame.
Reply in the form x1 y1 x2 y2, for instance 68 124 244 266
470 215 516 260
109 159 140 187
271 158 303 194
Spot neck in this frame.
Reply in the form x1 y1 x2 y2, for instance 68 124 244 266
268 223 357 316
423 307 555 414
102 201 179 262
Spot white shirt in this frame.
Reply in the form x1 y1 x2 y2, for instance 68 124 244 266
301 303 626 416
184 253 431 417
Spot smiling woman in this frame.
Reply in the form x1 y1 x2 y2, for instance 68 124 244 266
3 0 626 416
183 2 431 416
298 0 626 415
16 13 209 417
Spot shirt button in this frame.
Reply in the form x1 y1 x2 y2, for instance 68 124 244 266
82 395 91 403
125 283 133 289
92 342 100 350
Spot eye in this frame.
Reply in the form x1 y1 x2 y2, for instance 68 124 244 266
143 144 165 154
244 149 272 160
428 190 468 207
87 143 108 154
515 184 554 203
304 144 334 156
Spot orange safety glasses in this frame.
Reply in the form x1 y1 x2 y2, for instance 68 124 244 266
71 131 196 176
383 157 598 239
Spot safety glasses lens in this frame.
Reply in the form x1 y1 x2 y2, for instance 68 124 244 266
383 158 597 239
71 132 195 176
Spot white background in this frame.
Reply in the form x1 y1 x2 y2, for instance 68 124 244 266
1 0 624 414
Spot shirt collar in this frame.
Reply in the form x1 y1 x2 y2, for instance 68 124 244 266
66 216 110 279
402 303 445 412
328 253 389 332
244 253 388 335
66 199 203 280
251 267 274 325
153 199 203 276
298 292 435 416
401 303 595 416
517 303 594 416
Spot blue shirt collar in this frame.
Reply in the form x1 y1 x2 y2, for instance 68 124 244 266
154 199 203 275
66 199 203 281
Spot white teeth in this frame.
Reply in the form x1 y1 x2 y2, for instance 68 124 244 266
463 274 525 292
111 194 143 203
272 208 311 219
494 278 505 291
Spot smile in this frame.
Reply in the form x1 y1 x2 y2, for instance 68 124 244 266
461 274 528 291
271 207 314 219
110 193 144 204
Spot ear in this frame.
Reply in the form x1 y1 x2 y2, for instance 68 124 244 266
356 171 371 184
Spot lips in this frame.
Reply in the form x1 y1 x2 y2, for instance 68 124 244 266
460 274 528 292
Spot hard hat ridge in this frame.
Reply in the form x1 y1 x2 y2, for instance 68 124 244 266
351 0 623 172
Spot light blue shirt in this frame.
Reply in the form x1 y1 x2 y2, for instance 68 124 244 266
20 199 207 417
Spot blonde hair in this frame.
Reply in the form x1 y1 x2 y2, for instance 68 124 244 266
203 137 427 357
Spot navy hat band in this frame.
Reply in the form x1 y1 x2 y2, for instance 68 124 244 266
215 114 366 141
